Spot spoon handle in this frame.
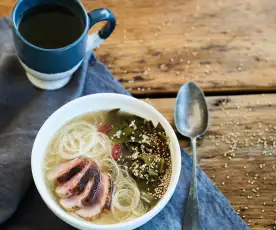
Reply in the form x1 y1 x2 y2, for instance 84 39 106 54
182 138 200 230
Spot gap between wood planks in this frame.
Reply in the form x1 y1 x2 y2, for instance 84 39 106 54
135 89 276 99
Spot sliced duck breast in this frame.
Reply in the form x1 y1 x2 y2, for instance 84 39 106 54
47 157 88 183
73 161 100 194
82 172 102 205
59 163 101 211
76 172 110 220
60 177 94 211
104 177 114 210
55 162 91 198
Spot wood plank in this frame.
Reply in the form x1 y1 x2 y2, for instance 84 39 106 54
148 94 276 230
1 0 276 95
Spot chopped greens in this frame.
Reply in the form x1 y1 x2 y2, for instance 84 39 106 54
104 109 172 205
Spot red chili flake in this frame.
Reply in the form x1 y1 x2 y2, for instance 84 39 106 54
98 124 113 133
112 144 121 160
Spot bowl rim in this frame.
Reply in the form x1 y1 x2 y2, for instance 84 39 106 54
31 93 181 230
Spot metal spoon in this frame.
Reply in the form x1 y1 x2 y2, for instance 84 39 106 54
174 82 209 230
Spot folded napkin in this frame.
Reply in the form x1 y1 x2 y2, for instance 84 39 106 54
0 17 248 230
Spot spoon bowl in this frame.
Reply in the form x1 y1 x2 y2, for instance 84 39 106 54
175 82 209 138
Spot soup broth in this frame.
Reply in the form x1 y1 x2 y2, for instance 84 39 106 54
45 109 172 224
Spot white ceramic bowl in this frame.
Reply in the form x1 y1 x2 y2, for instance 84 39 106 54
31 93 181 230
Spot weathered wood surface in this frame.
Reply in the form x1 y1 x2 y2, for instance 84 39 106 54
149 94 276 230
2 0 276 96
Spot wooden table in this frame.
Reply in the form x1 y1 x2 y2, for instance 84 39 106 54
1 0 276 229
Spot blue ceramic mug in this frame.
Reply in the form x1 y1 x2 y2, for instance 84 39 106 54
12 0 116 90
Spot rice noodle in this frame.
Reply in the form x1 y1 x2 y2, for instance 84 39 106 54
132 200 148 217
49 122 107 159
111 173 147 221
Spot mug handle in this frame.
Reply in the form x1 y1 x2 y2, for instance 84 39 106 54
86 8 116 51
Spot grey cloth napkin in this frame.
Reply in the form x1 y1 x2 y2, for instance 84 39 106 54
0 17 249 230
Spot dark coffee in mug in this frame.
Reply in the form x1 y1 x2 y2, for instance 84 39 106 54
13 0 116 90
19 4 85 49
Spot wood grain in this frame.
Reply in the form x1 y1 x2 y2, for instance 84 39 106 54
2 0 276 95
148 94 276 230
